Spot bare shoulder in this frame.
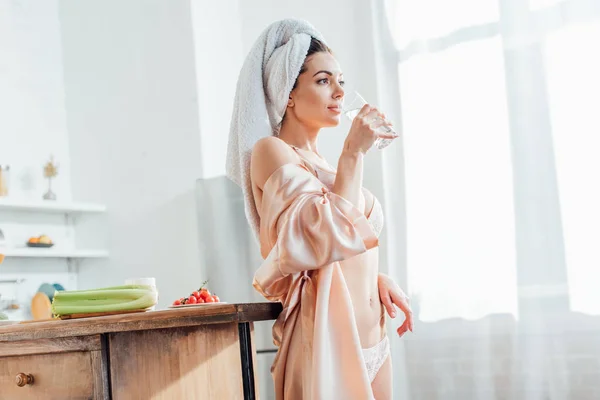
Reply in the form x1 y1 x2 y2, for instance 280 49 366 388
251 137 301 190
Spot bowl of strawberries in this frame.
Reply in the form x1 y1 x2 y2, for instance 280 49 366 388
169 281 223 308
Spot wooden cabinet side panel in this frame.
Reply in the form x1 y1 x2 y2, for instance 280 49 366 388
109 323 244 399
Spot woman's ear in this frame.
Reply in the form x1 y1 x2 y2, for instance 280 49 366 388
287 95 294 108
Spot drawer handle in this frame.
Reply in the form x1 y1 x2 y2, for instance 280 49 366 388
15 373 34 387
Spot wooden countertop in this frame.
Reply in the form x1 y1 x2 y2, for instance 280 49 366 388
0 302 282 342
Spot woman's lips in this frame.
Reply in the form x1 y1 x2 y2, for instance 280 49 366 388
328 106 341 114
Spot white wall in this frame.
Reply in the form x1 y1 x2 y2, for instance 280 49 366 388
190 0 244 179
59 0 204 308
0 0 71 201
0 0 75 318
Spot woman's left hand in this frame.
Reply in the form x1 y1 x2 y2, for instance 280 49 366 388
378 273 414 337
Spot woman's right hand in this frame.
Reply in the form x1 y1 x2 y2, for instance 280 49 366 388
343 104 395 154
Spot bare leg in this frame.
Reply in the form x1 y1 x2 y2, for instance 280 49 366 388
371 354 392 400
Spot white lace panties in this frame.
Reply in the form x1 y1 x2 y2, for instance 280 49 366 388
362 335 390 382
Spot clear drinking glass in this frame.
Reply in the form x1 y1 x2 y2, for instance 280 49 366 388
342 91 398 150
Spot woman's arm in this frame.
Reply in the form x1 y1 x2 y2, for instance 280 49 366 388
333 104 394 211
378 273 414 337
332 149 364 210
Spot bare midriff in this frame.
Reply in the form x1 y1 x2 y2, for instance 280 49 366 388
340 248 384 349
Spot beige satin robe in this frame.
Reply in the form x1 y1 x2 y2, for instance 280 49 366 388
253 163 380 400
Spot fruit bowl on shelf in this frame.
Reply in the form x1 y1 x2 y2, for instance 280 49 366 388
26 242 54 248
26 235 54 248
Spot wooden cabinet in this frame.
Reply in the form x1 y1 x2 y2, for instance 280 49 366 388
0 303 281 400
0 336 107 400
0 351 102 399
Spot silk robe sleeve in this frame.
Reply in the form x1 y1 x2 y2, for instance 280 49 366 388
253 163 378 301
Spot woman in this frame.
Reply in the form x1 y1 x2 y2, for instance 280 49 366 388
227 19 412 399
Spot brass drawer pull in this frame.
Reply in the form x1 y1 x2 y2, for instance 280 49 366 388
15 372 34 387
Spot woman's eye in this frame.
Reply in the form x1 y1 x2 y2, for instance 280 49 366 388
317 78 329 84
339 80 346 87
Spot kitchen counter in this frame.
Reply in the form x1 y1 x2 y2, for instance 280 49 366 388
0 302 282 399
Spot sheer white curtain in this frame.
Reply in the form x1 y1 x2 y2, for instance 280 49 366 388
544 21 600 315
376 0 600 398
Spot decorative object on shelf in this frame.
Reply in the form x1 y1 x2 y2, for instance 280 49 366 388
26 242 54 248
0 164 9 197
30 282 66 320
37 283 59 300
31 291 53 320
42 155 59 201
26 234 54 248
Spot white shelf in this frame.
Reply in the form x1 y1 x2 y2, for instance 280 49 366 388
0 199 106 214
1 248 109 259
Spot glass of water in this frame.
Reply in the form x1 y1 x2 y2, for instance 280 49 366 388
342 91 398 150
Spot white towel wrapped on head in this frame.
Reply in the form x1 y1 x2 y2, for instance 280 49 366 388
226 18 327 240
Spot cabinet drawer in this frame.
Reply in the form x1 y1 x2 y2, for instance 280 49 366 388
0 351 99 400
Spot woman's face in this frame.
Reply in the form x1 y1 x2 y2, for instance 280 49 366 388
287 52 345 128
